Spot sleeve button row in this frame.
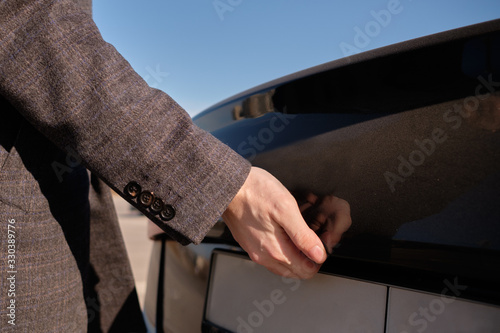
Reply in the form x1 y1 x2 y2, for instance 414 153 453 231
124 181 176 222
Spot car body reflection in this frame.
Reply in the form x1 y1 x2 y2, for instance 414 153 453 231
144 19 500 333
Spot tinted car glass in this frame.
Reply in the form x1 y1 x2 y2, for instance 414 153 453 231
195 23 500 305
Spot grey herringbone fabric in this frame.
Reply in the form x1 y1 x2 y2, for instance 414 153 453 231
0 0 250 331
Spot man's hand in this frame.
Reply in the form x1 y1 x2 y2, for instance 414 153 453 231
223 167 349 279
297 193 352 255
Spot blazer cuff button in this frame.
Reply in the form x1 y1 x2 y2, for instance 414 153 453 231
160 205 176 221
138 191 155 208
150 198 164 214
125 181 141 198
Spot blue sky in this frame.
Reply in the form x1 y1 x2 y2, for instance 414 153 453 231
93 0 500 117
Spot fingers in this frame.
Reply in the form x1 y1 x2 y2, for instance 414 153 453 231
259 246 320 280
274 202 327 265
264 258 316 280
297 193 318 214
326 197 351 250
241 225 321 279
277 228 322 279
322 207 351 254
270 233 322 279
304 195 352 254
223 167 352 280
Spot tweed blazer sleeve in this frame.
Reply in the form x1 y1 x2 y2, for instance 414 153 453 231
0 0 251 244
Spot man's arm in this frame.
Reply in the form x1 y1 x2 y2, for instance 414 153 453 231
0 0 346 278
0 0 249 244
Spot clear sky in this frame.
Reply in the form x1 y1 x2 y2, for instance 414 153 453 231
93 0 500 117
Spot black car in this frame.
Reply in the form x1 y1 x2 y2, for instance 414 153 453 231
143 19 500 333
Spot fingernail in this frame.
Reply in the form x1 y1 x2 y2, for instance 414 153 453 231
311 245 325 263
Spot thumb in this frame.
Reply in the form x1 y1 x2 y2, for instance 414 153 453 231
283 209 327 264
